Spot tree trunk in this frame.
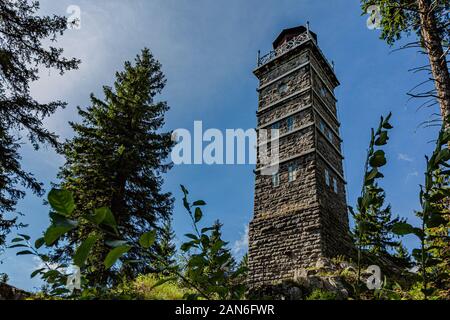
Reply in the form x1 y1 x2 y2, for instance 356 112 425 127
416 0 450 127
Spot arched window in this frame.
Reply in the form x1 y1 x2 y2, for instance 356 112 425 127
325 169 330 186
272 172 280 187
288 165 296 182
278 82 289 94
287 116 294 132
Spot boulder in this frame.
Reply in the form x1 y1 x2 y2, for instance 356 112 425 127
0 283 29 300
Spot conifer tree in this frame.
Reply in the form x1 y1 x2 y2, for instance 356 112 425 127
154 218 177 274
393 244 413 269
351 114 402 257
53 49 173 284
0 0 79 246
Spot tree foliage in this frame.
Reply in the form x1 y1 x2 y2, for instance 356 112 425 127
11 188 139 297
51 49 173 285
393 117 450 299
351 113 402 256
153 218 178 274
360 0 450 125
177 185 247 300
0 0 79 247
361 0 448 46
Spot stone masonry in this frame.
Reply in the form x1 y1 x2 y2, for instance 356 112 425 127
248 26 353 291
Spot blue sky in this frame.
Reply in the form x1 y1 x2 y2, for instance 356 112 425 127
1 0 440 291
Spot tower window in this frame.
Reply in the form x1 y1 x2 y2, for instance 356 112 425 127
287 116 294 132
319 86 327 98
271 122 280 138
327 129 334 143
272 173 280 187
325 169 330 187
333 178 338 193
288 165 296 182
319 120 326 133
278 82 289 94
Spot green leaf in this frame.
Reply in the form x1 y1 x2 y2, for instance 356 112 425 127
200 235 210 247
211 240 226 253
139 230 156 249
374 131 389 146
188 254 207 267
382 122 393 130
441 131 450 144
99 208 118 231
369 150 387 168
382 113 393 130
193 200 206 206
11 237 23 243
118 145 126 155
426 213 447 228
425 173 433 190
18 234 31 241
48 189 75 216
44 224 77 246
74 233 99 267
16 250 34 256
392 222 415 236
201 227 215 233
365 168 384 185
435 149 450 165
88 208 108 225
184 233 199 241
180 185 189 196
183 199 190 213
9 244 28 249
413 228 425 240
30 268 45 279
49 212 74 226
104 245 131 269
35 238 45 249
181 242 196 252
194 207 203 223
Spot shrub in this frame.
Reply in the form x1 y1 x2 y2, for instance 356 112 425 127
306 289 338 300
132 275 190 300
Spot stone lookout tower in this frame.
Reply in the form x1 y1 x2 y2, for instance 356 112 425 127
248 25 352 290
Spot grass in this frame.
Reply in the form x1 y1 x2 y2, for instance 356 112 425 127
131 274 191 300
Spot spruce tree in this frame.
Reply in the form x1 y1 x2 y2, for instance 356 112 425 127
154 218 177 274
352 114 402 257
54 49 173 284
0 0 79 246
393 244 413 269
350 114 407 297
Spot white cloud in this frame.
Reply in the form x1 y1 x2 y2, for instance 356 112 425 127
32 256 61 272
232 224 249 257
405 170 419 182
398 153 414 162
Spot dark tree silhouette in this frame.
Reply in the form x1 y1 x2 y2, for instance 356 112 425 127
0 0 79 246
